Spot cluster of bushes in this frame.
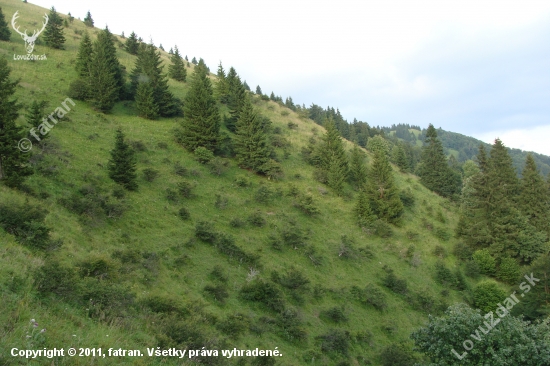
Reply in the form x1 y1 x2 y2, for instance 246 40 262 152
382 266 408 295
0 202 59 250
350 284 388 311
434 262 467 290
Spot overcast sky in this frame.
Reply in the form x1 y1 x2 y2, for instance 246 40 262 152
27 0 550 155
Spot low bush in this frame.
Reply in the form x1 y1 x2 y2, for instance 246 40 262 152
473 281 507 313
472 249 496 275
379 343 417 366
203 283 229 304
316 329 350 356
208 157 230 176
239 280 285 312
217 313 249 338
276 308 308 343
382 268 408 295
248 210 266 227
0 202 54 250
229 217 246 228
178 207 190 220
255 185 273 203
234 175 251 187
497 257 521 284
399 188 415 208
350 284 388 311
294 193 320 216
195 221 217 243
194 146 214 164
320 306 348 323
35 260 77 298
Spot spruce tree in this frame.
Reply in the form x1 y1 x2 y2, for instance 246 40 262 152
417 124 460 198
256 85 262 95
354 189 376 227
234 96 270 172
225 67 246 132
84 11 94 27
243 80 250 91
135 81 158 119
0 58 33 187
315 118 349 187
519 154 549 238
0 7 11 41
96 27 124 100
270 92 275 101
75 32 93 78
125 31 139 55
365 150 403 223
349 144 367 188
180 64 220 151
215 62 229 103
87 38 118 112
130 43 178 116
393 144 409 172
25 100 48 139
168 46 186 82
191 57 197 65
108 129 137 190
43 7 65 49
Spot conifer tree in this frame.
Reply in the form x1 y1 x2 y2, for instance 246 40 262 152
519 154 549 238
234 96 270 172
158 44 164 51
191 57 197 65
84 11 94 27
130 43 179 116
365 150 403 223
96 27 125 100
215 62 229 103
417 124 460 198
354 189 376 227
393 144 409 172
135 81 158 119
43 7 65 49
226 67 246 132
270 92 276 101
108 129 137 190
25 100 48 139
349 144 367 188
168 46 186 82
125 31 139 55
180 64 220 151
75 32 93 78
87 38 117 112
0 7 11 41
243 80 250 91
0 58 33 187
256 85 262 95
315 118 349 186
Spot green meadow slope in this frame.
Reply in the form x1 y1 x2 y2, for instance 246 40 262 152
0 1 511 365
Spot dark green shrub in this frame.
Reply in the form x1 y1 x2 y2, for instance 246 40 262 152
287 121 298 129
234 175 251 187
165 188 178 202
294 193 320 216
382 268 408 294
280 221 308 248
434 262 455 286
316 329 350 356
79 256 118 280
379 343 417 366
276 307 308 343
142 168 159 182
239 280 285 312
399 188 415 208
229 217 245 228
195 221 217 243
141 295 184 314
157 141 168 149
129 140 147 152
194 146 214 164
0 203 54 250
271 135 291 148
35 260 77 298
320 306 348 323
255 185 273 203
433 227 451 241
215 233 259 265
351 284 387 311
178 207 190 220
214 194 228 209
371 220 393 238
472 249 496 275
68 79 88 100
497 257 521 284
208 157 230 176
464 260 481 278
173 162 188 176
453 241 473 261
433 245 447 258
217 313 249 338
261 159 284 180
203 283 229 303
248 210 266 227
79 278 135 319
354 330 373 345
473 281 507 313
274 269 310 291
177 180 194 198
210 265 228 283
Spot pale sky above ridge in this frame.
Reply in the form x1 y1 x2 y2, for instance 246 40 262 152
24 0 550 155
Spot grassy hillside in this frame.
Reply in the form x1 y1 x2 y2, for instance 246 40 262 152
0 1 508 365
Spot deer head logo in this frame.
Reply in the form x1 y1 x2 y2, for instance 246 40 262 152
11 11 49 54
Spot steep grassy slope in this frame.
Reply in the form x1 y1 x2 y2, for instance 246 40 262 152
0 1 499 365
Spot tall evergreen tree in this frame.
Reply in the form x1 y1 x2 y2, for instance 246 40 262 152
417 124 461 198
180 64 220 151
349 144 367 188
83 11 94 27
234 96 270 172
393 143 409 172
96 27 125 100
135 81 158 120
87 38 117 112
130 43 179 116
255 85 262 95
125 31 139 55
519 154 549 239
191 57 197 65
0 7 11 41
215 62 229 103
354 189 376 227
108 129 137 190
75 32 93 78
43 7 65 49
0 58 33 187
365 150 403 223
315 118 349 187
225 67 246 132
25 100 48 140
168 46 186 82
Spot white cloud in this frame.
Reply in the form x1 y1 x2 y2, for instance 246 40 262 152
476 125 550 156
